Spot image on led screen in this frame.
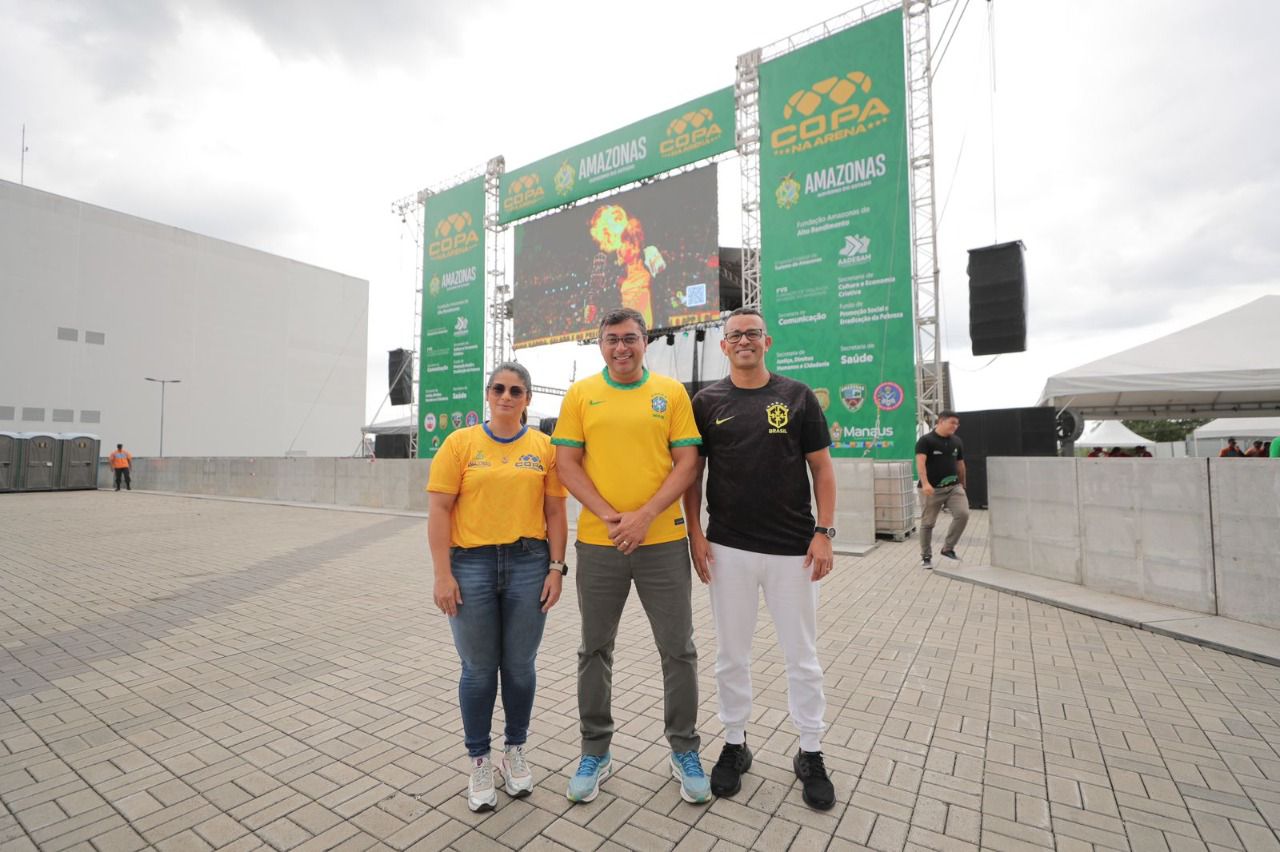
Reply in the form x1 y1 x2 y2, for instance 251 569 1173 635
514 165 719 348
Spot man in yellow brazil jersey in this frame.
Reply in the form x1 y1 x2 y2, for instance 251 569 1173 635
552 307 710 805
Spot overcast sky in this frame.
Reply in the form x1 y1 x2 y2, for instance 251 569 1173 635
4 0 1277 423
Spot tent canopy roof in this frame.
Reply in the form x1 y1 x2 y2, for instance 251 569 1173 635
1075 420 1151 448
1193 416 1280 441
1039 296 1280 419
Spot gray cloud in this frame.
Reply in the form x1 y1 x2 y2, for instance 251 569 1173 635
212 0 493 64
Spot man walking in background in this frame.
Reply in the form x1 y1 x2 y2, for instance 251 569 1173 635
916 413 968 569
109 443 132 491
683 307 838 810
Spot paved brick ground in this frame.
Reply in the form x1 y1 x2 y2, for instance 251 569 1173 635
2 491 1279 851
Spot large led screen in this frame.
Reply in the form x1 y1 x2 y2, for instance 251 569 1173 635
513 165 719 348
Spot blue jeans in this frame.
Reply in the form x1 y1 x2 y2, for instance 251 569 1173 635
448 537 550 758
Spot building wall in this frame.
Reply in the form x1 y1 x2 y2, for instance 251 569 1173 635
0 180 368 456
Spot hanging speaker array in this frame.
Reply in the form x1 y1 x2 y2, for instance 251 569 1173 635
967 241 1028 356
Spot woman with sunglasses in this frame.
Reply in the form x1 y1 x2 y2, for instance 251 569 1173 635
427 361 569 812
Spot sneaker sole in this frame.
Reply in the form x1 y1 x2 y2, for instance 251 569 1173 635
670 761 712 804
467 790 497 812
566 761 610 803
504 776 533 798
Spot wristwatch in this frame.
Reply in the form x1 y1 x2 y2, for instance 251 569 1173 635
548 560 569 576
814 526 837 539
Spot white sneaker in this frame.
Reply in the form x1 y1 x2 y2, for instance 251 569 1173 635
467 755 498 812
501 744 534 797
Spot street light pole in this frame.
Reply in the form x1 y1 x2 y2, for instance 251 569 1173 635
144 377 181 458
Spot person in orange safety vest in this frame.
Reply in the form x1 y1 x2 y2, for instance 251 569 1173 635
109 443 132 491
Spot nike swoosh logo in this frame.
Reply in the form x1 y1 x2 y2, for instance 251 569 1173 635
715 416 735 425
589 400 605 406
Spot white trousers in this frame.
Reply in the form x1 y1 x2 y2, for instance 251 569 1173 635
707 542 827 752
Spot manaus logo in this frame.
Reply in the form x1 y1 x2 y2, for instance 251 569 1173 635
771 71 891 156
775 174 801 209
661 107 723 158
428 211 479 260
504 173 545 213
554 161 576 196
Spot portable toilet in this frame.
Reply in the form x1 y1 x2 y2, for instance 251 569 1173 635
17 432 61 491
0 431 21 492
57 433 101 490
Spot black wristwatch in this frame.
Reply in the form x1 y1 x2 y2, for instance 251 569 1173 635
549 560 569 576
814 526 836 539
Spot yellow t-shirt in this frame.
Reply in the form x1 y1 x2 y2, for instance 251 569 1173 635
427 424 568 549
552 368 701 546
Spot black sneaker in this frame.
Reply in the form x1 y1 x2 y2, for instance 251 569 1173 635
793 749 835 810
711 741 752 797
940 549 958 560
921 557 933 569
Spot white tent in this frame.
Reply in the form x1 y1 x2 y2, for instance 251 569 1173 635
1075 420 1151 448
1039 296 1280 419
1193 416 1280 440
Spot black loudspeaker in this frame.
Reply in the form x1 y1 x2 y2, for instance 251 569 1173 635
537 417 558 436
967 241 1027 356
388 349 413 405
953 406 1057 508
374 434 411 459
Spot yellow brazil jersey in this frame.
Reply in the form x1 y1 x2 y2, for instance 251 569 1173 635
552 368 701 546
426 424 568 549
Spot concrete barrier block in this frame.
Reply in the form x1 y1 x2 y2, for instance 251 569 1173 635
1210 460 1280 630
989 458 1081 583
1080 459 1213 614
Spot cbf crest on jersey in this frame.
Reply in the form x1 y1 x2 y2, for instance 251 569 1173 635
766 402 790 434
651 394 669 416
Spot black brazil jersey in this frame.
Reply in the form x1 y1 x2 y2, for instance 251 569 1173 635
914 430 964 487
692 373 831 556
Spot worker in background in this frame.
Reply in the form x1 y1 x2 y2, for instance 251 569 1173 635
109 443 133 491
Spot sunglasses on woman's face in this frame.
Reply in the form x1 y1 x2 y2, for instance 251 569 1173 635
489 383 526 398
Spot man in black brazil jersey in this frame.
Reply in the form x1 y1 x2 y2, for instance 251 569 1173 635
682 307 838 810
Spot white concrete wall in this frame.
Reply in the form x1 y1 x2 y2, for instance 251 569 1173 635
989 458 1082 583
1078 459 1215 614
1210 459 1280 630
1 180 368 457
834 458 877 552
989 457 1277 627
102 457 431 512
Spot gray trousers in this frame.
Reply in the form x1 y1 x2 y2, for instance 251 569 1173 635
575 539 700 756
920 484 970 559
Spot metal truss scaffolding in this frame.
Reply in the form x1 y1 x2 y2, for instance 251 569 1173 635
735 48 762 309
485 157 508 383
905 0 944 427
735 0 945 432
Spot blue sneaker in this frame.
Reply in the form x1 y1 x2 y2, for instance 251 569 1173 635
670 751 712 803
566 753 611 803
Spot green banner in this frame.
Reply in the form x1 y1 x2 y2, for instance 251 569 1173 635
418 177 486 458
759 9 915 459
498 87 735 225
